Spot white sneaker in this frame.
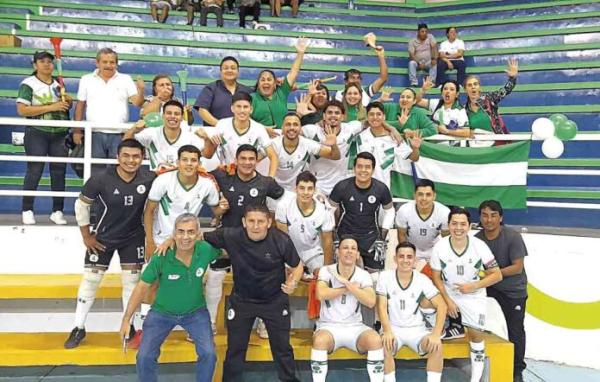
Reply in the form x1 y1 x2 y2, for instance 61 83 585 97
50 211 67 225
256 319 269 339
22 210 36 225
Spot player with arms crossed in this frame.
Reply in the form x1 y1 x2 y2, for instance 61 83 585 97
430 208 502 382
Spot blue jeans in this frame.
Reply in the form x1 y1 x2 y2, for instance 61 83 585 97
137 308 216 382
408 60 437 85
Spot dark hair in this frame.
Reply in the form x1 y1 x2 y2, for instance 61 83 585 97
446 26 457 35
478 200 504 217
244 203 270 217
401 87 417 98
417 23 428 31
283 112 301 124
151 74 172 97
220 56 240 69
296 171 317 186
366 101 385 114
163 99 184 114
448 207 471 224
235 144 258 158
339 234 358 247
324 100 345 115
232 91 252 104
255 69 277 93
344 68 362 81
415 179 435 192
177 144 201 159
118 138 145 155
354 151 376 168
396 241 416 254
432 80 461 115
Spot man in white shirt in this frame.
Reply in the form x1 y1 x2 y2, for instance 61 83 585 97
74 48 145 164
437 27 467 88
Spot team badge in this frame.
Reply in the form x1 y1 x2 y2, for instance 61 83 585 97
196 267 204 278
227 308 236 320
89 254 98 263
282 309 289 316
368 195 376 204
249 188 258 197
137 185 146 194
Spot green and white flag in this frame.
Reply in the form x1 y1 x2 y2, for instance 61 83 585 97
391 141 531 209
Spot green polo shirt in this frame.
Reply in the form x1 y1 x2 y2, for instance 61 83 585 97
251 77 292 129
467 106 493 132
141 241 220 315
384 103 438 137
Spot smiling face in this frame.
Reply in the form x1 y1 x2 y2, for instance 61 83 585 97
117 146 143 174
344 85 362 107
337 238 359 267
465 76 481 100
162 105 183 131
220 59 239 82
33 57 54 77
414 185 435 211
345 72 362 87
257 71 276 97
480 206 503 233
441 82 459 105
282 115 301 140
231 99 252 122
354 157 374 184
174 219 199 252
312 88 329 109
235 149 257 177
177 151 200 177
449 213 470 240
367 105 385 129
324 105 344 129
296 180 315 204
399 89 416 109
395 247 416 273
96 53 117 79
242 210 271 241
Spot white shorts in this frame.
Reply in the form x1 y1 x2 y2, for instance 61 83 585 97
299 248 324 273
391 325 430 356
316 323 372 354
449 292 487 331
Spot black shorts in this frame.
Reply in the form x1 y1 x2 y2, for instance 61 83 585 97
209 249 231 271
84 236 145 269
338 231 383 270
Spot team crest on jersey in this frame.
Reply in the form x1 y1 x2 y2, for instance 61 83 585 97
249 188 258 197
368 195 376 204
282 308 289 316
89 254 99 263
137 185 146 194
196 267 205 278
227 308 235 320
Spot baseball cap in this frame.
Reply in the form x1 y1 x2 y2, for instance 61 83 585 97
33 51 55 61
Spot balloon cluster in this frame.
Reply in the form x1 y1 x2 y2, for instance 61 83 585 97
531 114 578 159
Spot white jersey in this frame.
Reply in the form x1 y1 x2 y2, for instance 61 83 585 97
430 236 498 298
275 195 334 268
134 127 205 171
210 117 272 166
376 270 439 328
353 128 413 188
428 99 469 128
148 170 220 242
317 264 373 325
271 136 322 191
302 121 362 195
395 201 450 260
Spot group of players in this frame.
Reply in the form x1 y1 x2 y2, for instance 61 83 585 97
60 83 509 382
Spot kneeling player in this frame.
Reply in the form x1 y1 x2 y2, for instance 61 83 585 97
377 242 447 382
311 236 384 382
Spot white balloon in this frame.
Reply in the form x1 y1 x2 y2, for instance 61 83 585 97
542 137 564 159
531 118 555 140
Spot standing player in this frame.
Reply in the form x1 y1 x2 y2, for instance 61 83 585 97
64 139 155 349
271 112 340 192
311 236 384 382
377 242 447 382
430 208 502 382
395 179 450 275
275 171 335 274
329 152 395 273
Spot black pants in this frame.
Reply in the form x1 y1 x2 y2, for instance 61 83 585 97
239 2 260 27
22 127 67 212
436 59 467 88
200 5 224 26
224 293 299 381
487 288 527 375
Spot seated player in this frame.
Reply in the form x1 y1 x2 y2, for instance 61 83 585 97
311 235 385 382
430 208 503 382
377 242 447 382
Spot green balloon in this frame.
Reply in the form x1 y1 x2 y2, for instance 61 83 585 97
549 114 568 126
143 112 163 128
554 120 578 141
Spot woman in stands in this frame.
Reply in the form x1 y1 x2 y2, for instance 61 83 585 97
16 51 72 225
383 88 438 138
342 83 367 122
251 37 309 134
437 27 467 88
141 74 194 125
465 58 518 135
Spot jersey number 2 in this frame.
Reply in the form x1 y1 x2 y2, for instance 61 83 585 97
237 195 244 207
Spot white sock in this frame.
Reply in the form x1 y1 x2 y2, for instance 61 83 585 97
384 372 396 382
74 269 104 328
121 270 140 326
310 348 328 382
367 349 385 382
470 341 485 382
427 371 442 382
205 268 226 325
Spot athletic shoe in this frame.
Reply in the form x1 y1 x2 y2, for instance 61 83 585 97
50 211 67 225
256 319 269 339
128 329 143 349
442 323 465 340
22 210 36 225
186 333 195 343
64 327 86 349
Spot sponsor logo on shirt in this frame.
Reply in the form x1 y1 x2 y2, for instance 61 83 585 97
168 274 180 280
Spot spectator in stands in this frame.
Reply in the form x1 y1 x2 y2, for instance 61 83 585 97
194 56 253 127
239 0 261 28
141 74 194 125
334 43 388 106
16 51 72 225
296 80 330 126
437 27 466 88
150 0 176 23
251 37 309 132
73 48 145 166
198 0 224 27
465 59 518 135
408 23 438 87
383 88 438 137
269 0 300 17
475 200 528 382
342 83 367 122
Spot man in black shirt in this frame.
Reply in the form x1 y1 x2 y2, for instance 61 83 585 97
203 204 303 382
329 152 395 271
64 139 155 349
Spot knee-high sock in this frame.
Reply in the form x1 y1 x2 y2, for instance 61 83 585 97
470 341 485 382
310 348 328 382
74 269 104 328
205 268 226 325
384 372 396 382
121 270 140 325
367 349 385 382
427 371 442 382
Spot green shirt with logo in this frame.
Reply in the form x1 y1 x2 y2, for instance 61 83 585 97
141 241 220 315
251 77 292 129
16 75 69 134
